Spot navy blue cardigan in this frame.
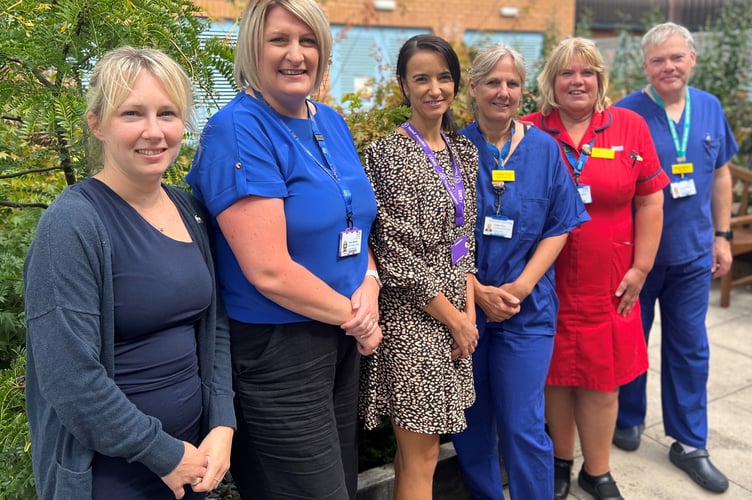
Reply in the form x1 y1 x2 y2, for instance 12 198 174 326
24 184 235 500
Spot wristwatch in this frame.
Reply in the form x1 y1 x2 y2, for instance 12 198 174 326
365 269 382 289
714 230 733 241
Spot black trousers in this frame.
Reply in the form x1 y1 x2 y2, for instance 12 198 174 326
229 320 360 500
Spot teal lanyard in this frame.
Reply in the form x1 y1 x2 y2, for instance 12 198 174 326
485 120 515 168
649 85 690 161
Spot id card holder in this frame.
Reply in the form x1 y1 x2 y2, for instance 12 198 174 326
339 227 363 257
451 234 468 266
670 178 697 199
577 184 593 204
483 215 514 238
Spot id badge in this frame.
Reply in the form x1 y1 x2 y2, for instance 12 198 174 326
483 215 514 238
339 227 363 257
577 184 593 204
451 234 468 266
670 178 697 199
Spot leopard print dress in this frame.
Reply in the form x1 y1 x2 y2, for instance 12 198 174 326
360 130 478 434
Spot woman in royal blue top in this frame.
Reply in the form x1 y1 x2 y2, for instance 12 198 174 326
186 0 381 498
450 44 589 500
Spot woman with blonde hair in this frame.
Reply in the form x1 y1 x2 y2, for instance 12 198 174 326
24 46 235 500
450 43 588 499
523 38 669 499
187 0 381 498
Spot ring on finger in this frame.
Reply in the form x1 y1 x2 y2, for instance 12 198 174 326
192 478 202 486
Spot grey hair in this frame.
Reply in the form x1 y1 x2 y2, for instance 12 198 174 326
641 22 696 59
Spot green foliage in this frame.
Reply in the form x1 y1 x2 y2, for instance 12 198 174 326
691 0 752 158
0 0 236 208
0 209 41 369
520 15 561 116
0 349 34 499
358 420 397 472
608 26 645 100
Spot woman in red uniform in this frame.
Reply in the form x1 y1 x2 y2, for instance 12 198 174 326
524 38 668 500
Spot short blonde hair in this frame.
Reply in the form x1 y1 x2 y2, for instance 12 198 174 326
85 46 194 164
234 0 332 93
536 37 611 116
467 44 527 116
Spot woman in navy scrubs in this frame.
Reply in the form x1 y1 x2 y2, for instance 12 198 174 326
451 44 588 500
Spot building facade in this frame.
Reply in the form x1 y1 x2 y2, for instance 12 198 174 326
192 0 575 108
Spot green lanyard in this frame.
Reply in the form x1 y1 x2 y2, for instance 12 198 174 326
649 85 690 162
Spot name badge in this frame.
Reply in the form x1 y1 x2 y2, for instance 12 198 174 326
591 147 615 159
670 179 697 199
451 234 469 266
492 170 515 183
483 215 514 238
339 227 363 257
577 184 593 204
672 162 694 175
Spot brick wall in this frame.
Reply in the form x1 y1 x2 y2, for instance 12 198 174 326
193 0 576 42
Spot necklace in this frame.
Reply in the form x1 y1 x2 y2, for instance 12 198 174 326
95 172 169 232
141 189 168 233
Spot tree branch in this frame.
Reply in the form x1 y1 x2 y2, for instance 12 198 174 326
0 200 49 209
0 166 64 179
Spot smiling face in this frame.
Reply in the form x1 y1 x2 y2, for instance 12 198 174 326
257 5 320 117
470 55 522 130
643 32 696 99
88 71 184 183
554 56 598 118
399 49 455 130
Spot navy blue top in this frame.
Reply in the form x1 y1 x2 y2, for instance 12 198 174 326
81 179 210 499
462 122 589 335
616 87 738 265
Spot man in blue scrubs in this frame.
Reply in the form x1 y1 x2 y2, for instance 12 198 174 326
614 22 737 494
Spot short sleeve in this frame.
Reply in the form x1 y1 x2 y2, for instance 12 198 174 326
187 94 291 217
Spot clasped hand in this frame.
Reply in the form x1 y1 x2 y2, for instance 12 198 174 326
341 278 383 355
476 282 521 323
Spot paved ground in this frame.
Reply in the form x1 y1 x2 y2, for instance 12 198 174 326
358 282 752 500
552 282 752 499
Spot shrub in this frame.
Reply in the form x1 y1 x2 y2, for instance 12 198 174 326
0 209 41 368
0 349 34 499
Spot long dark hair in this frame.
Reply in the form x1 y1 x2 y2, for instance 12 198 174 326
396 34 461 134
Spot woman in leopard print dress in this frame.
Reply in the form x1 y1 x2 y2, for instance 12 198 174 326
359 34 479 499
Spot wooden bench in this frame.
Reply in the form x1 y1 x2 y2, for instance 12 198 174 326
720 163 752 307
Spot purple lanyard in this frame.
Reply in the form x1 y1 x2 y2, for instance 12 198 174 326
401 122 465 226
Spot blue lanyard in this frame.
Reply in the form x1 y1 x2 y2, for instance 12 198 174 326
401 122 465 227
484 121 515 216
650 85 690 161
485 120 515 168
257 92 354 227
561 138 595 185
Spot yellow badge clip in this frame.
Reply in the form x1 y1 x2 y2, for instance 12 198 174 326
492 170 516 182
591 147 615 159
672 163 694 175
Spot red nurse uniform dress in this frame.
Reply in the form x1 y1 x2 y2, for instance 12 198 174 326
524 108 669 391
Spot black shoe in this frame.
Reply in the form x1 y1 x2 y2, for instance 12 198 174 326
553 457 573 499
577 466 624 500
612 424 643 451
669 442 729 493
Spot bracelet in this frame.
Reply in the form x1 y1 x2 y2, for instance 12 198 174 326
365 269 382 289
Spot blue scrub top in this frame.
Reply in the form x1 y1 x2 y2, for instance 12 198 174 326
616 87 738 266
187 92 377 324
462 122 589 335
